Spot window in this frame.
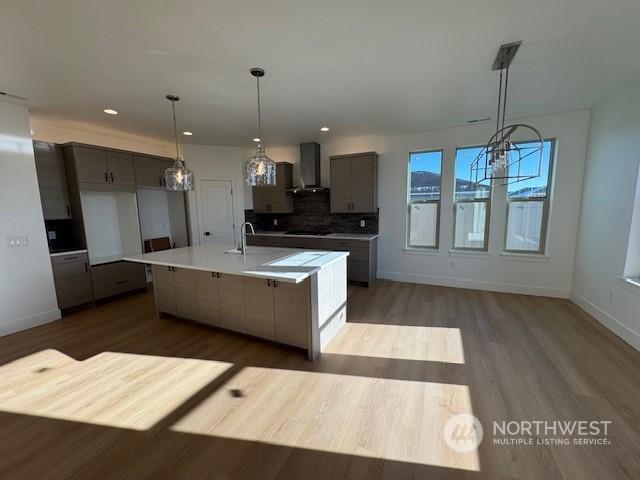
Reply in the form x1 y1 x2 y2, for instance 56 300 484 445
504 140 555 253
407 150 442 248
454 147 491 250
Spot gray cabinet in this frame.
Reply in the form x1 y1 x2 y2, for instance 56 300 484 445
134 155 172 187
51 253 93 309
330 152 378 213
280 236 325 250
323 237 377 287
33 141 71 220
274 280 309 348
244 277 276 340
152 265 176 315
218 273 246 333
246 235 283 247
174 267 198 320
64 145 135 188
194 270 221 327
91 261 146 300
252 163 294 213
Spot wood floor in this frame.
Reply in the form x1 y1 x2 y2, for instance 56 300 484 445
0 281 639 479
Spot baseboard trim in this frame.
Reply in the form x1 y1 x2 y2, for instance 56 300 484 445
0 308 61 337
570 291 640 352
377 270 570 298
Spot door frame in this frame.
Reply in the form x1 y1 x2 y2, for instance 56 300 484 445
197 179 237 246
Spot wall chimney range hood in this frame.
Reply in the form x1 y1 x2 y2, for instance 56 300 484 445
288 142 329 193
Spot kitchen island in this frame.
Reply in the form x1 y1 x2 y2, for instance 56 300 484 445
124 244 348 359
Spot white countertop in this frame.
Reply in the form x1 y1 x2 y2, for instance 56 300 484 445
49 249 88 257
123 244 349 284
251 231 379 241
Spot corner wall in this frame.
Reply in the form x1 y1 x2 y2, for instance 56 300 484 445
571 82 640 351
0 101 60 335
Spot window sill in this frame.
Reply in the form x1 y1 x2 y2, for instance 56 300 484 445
618 276 640 295
448 249 491 258
403 247 441 256
500 252 550 263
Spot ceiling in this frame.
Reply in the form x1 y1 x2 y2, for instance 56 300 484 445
2 0 640 147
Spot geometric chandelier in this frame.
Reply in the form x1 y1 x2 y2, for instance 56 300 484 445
470 41 544 186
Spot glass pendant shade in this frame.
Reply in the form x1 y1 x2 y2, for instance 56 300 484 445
246 144 276 186
165 157 194 191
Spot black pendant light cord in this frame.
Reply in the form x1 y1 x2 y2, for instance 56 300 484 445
496 66 503 134
256 75 262 141
502 66 509 133
171 99 180 159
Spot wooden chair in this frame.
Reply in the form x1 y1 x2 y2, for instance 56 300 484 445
144 237 172 253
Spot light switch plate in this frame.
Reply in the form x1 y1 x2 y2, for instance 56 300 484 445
273 218 278 226
360 220 366 228
48 231 57 240
7 235 28 248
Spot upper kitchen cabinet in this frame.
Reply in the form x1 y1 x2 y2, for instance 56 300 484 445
33 141 71 220
330 152 378 213
63 144 135 189
134 155 173 187
252 162 294 213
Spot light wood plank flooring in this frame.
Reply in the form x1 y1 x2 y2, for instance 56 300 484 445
0 281 639 479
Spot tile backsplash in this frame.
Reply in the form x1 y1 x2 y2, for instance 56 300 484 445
245 190 378 234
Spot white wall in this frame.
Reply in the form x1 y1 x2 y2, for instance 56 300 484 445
571 82 640 351
0 101 60 335
320 110 591 297
181 144 246 245
30 116 173 157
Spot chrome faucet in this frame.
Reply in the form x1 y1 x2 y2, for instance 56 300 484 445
239 222 255 254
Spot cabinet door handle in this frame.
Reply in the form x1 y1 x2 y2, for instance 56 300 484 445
116 280 128 285
273 280 278 288
66 205 71 217
159 176 163 186
104 172 108 183
110 172 114 183
84 262 88 272
267 279 272 287
216 272 221 278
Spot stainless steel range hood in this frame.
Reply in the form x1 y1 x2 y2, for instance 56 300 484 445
287 142 329 193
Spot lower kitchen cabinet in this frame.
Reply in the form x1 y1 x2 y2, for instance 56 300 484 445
218 273 246 333
152 265 176 315
274 280 309 348
91 261 146 300
151 265 310 349
194 270 221 327
244 277 276 340
51 253 93 309
174 268 198 320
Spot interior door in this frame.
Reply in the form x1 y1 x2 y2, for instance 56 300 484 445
198 180 236 246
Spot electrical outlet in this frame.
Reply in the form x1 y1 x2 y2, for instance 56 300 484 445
48 230 57 240
7 235 28 248
273 218 278 226
360 219 365 228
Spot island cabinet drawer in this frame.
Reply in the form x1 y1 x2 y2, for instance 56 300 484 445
246 235 283 247
323 239 370 261
92 262 145 300
218 273 246 333
280 237 325 250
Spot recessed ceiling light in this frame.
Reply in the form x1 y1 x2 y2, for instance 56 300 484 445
103 109 118 115
320 126 330 132
183 131 193 136
252 137 261 143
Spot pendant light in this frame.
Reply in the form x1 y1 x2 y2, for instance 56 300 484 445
470 42 544 186
245 68 276 186
164 94 194 191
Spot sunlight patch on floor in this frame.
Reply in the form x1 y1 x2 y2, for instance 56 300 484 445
0 350 232 430
171 366 480 471
322 324 465 364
